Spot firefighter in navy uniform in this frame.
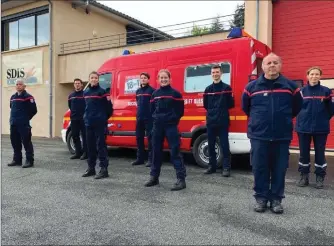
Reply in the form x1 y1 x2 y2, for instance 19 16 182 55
203 64 235 177
8 78 37 168
144 69 187 191
242 53 303 214
68 78 87 160
131 72 155 167
82 71 113 179
295 67 334 189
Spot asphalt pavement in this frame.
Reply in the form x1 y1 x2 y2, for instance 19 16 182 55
1 136 334 245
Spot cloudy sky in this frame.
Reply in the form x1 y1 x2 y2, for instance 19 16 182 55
98 1 244 29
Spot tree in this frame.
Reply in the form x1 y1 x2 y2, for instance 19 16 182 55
191 24 210 36
230 2 245 28
210 15 224 32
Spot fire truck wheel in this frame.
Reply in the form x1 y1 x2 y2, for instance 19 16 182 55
66 131 76 155
192 133 223 169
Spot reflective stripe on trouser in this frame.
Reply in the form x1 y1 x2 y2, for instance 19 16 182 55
150 123 186 180
250 139 290 202
86 122 109 169
297 133 328 177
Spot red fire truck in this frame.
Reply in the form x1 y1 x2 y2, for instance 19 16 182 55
61 28 272 168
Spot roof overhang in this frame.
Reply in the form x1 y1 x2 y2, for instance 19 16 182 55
1 0 37 12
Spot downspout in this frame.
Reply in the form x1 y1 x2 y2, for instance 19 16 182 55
48 0 53 138
256 0 259 39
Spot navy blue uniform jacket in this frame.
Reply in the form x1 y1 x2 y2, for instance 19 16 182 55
203 81 235 127
10 90 37 126
295 82 333 134
68 90 85 120
242 74 303 141
83 84 113 126
150 84 184 125
136 84 155 121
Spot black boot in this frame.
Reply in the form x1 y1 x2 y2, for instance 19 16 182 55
204 167 216 174
80 152 88 160
171 179 186 191
82 168 96 177
270 200 284 214
22 160 34 168
145 161 152 167
70 154 81 160
131 160 144 166
95 167 109 179
144 176 159 187
315 175 324 189
254 199 267 213
296 173 309 187
8 160 22 167
222 168 230 177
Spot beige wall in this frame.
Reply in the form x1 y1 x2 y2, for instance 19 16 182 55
2 1 49 16
58 32 229 83
1 45 50 137
244 0 273 48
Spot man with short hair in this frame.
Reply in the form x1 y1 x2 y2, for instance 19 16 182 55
8 78 37 168
203 64 235 177
242 53 303 214
68 78 87 160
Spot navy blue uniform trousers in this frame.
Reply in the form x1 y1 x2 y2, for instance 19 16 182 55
136 120 153 163
298 133 328 177
10 124 34 162
250 139 290 202
86 122 108 169
71 120 87 155
207 125 230 169
150 123 186 180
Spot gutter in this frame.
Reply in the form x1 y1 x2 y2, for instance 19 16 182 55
48 0 53 138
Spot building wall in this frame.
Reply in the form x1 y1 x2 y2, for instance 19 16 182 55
244 0 273 48
58 32 229 84
1 45 50 137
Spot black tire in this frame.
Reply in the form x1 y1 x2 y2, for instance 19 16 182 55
192 133 223 169
66 131 76 155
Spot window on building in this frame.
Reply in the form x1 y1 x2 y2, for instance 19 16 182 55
184 62 231 93
2 11 49 51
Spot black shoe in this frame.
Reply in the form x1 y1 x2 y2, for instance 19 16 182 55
296 173 309 187
222 168 230 177
70 154 81 160
94 168 109 179
8 160 22 167
315 175 324 189
80 153 88 160
145 161 152 167
171 179 186 191
132 160 144 166
254 199 267 213
22 160 34 168
144 176 159 187
270 200 284 214
204 167 216 174
82 168 96 177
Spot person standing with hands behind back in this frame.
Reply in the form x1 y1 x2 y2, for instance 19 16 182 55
82 71 113 179
295 67 333 189
203 64 235 177
145 69 187 191
131 72 155 167
68 78 87 160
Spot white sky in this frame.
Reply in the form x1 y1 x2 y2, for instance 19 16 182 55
98 1 244 28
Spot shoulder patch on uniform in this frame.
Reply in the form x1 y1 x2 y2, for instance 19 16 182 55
107 95 111 101
30 98 34 103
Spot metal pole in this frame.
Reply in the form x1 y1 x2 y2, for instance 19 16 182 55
48 0 53 138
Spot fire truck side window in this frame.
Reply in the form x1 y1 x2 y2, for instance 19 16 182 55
98 73 112 93
184 62 231 93
256 58 263 75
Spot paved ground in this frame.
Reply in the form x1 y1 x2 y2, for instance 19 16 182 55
2 136 334 245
